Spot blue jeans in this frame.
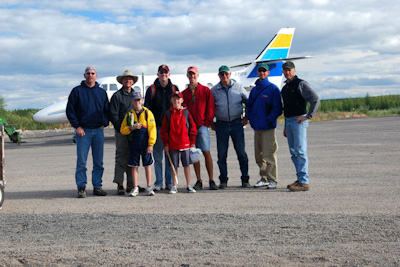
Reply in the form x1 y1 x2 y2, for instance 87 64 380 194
75 128 104 189
285 116 309 184
153 127 172 188
216 119 249 182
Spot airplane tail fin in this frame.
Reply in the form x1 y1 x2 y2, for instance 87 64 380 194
231 28 310 88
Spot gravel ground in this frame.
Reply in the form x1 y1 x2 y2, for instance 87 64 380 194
0 116 399 266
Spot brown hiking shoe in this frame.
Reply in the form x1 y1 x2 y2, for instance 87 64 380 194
117 184 126 195
288 183 309 192
287 180 300 189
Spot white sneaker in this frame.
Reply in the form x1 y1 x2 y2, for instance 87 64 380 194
169 186 178 194
146 186 155 196
266 181 277 189
254 180 269 188
128 186 139 197
187 186 196 193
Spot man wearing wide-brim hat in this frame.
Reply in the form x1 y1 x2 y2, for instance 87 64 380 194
109 70 140 195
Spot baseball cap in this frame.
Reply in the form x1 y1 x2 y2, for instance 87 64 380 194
282 61 295 69
131 92 143 100
171 91 183 99
257 63 269 71
187 66 199 74
218 65 230 73
158 64 170 73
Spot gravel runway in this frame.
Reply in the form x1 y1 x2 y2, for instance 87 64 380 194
1 116 399 266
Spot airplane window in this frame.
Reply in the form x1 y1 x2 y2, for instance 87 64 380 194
110 84 118 91
99 84 108 91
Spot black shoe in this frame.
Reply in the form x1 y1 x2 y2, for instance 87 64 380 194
193 180 203 190
93 188 107 196
117 184 126 195
209 180 219 190
138 186 146 193
219 182 227 189
78 187 86 198
126 186 133 194
241 181 251 188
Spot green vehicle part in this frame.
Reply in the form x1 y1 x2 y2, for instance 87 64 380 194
0 117 21 144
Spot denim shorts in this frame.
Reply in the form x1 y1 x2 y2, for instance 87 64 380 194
167 149 191 168
195 125 210 152
128 148 154 167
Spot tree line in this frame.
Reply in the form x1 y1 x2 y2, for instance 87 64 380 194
318 94 400 113
0 94 399 130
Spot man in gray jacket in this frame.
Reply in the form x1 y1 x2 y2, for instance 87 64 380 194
211 65 250 189
109 70 138 195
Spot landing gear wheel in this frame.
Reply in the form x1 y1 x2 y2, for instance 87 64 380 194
0 184 4 209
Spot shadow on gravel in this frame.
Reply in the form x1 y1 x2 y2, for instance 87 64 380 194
4 190 78 199
3 187 290 200
5 136 115 149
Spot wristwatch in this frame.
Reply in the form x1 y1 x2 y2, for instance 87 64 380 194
306 114 312 119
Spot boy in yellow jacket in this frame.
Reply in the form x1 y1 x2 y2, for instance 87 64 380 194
120 92 157 196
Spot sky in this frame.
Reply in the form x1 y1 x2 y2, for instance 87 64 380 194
0 0 399 110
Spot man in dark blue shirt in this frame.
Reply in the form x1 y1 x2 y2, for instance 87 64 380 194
66 66 109 198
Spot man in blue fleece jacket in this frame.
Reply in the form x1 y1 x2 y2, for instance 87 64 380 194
246 63 282 190
66 66 109 198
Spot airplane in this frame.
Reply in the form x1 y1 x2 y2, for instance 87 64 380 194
33 27 310 124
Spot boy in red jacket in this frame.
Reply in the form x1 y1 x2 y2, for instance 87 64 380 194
160 92 197 194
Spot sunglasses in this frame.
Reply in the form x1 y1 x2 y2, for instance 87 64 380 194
159 70 168 74
219 72 230 76
86 72 96 75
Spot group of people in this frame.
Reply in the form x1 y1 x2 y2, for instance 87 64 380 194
66 61 319 198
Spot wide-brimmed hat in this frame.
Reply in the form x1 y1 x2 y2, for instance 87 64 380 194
117 70 138 84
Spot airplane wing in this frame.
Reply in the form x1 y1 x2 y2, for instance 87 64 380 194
230 56 313 68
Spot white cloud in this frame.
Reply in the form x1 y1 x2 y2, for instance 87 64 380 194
0 0 400 109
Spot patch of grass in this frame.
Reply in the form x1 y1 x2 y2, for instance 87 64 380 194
0 108 68 130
